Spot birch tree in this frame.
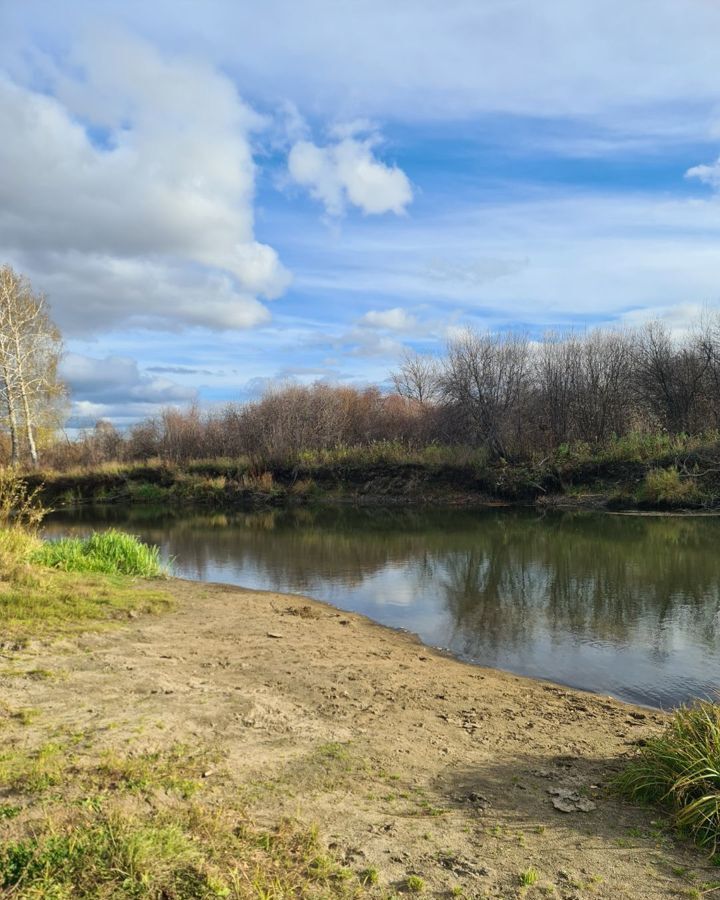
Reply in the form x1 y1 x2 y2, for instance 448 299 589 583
0 266 67 465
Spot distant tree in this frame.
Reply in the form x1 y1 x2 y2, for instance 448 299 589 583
572 329 635 444
633 321 709 434
440 329 530 458
534 332 578 447
93 420 123 462
0 266 67 465
391 350 441 405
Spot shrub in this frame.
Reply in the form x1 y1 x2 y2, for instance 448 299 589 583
127 481 170 503
616 700 720 852
31 530 165 577
639 467 700 506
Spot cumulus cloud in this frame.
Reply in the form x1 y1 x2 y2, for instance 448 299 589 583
14 252 273 333
61 352 197 425
360 308 417 330
0 33 290 334
288 128 412 216
686 158 720 190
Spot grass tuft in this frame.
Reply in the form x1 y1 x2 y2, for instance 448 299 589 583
32 529 165 577
616 700 720 853
405 874 425 893
519 867 540 886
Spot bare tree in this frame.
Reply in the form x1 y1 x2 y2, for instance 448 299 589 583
0 266 67 465
534 332 578 447
633 321 709 434
391 350 441 405
572 329 635 444
440 329 530 457
696 311 720 428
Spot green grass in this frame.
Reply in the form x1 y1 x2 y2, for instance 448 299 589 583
97 744 204 799
0 740 69 793
405 874 425 893
0 568 170 635
360 866 380 886
0 527 170 636
1 816 211 898
519 868 540 886
0 739 383 899
616 700 720 853
31 529 165 576
0 810 377 899
127 480 171 503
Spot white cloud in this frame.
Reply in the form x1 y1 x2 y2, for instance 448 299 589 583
426 257 529 286
348 334 405 358
288 130 412 216
360 308 417 331
0 33 290 334
686 158 720 190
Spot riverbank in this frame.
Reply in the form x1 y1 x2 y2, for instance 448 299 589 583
26 433 720 512
2 574 714 898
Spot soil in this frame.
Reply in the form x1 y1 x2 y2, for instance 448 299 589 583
2 578 710 898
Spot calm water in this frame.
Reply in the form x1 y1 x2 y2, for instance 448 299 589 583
45 505 720 709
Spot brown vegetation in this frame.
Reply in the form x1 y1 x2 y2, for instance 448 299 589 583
38 320 720 468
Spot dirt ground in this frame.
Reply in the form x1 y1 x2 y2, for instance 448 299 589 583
1 578 712 898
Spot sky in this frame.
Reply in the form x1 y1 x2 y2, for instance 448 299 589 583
2 0 720 428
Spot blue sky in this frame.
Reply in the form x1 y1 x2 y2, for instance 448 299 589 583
2 0 720 427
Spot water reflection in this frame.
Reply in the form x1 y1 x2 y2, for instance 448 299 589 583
45 505 720 708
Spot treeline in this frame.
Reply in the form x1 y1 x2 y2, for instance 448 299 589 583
42 316 720 470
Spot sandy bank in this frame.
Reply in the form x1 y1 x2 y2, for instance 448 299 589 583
2 577 708 898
